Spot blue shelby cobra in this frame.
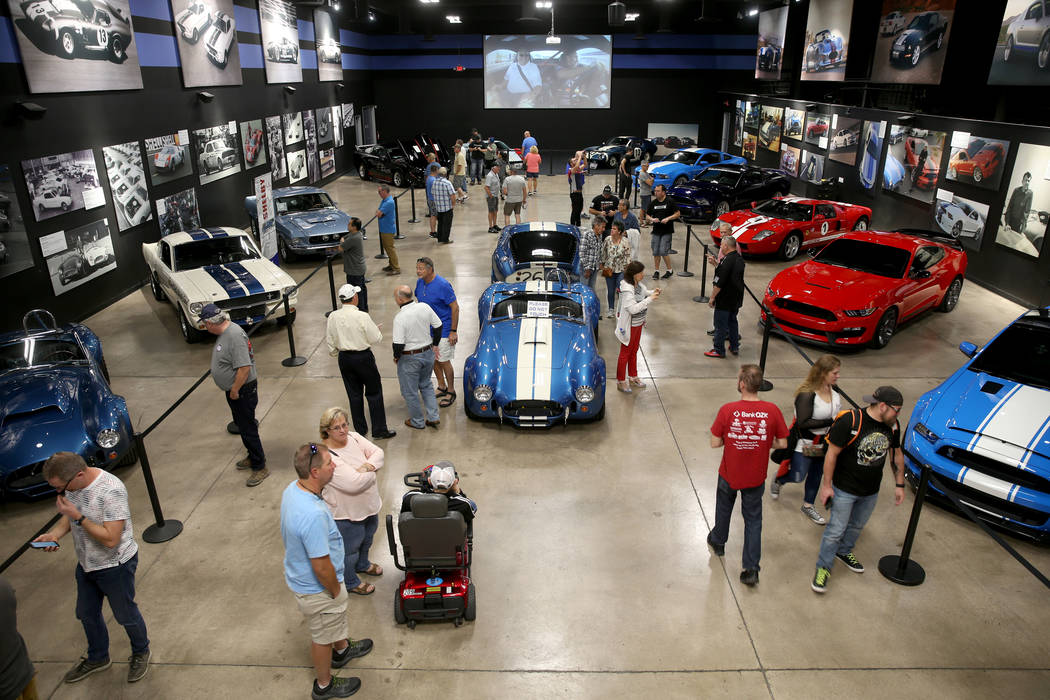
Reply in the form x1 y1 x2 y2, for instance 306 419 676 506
491 221 582 283
463 281 606 428
904 307 1050 540
244 186 350 263
0 310 135 499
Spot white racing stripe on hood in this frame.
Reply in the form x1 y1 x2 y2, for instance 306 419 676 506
515 316 553 401
731 215 772 238
647 162 678 173
966 385 1050 473
528 221 559 232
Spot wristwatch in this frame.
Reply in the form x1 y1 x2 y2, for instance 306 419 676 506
75 515 86 525
895 483 905 488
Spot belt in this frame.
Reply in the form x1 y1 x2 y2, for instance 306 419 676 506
338 348 372 354
401 346 432 356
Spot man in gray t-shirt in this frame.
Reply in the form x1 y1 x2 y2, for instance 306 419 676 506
202 303 268 486
502 170 528 226
338 216 369 311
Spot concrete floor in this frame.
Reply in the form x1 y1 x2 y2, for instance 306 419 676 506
3 171 1050 699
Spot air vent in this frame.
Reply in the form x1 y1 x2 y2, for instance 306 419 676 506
980 380 1004 395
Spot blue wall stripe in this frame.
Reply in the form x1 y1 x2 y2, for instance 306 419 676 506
613 54 755 70
136 32 181 67
298 19 314 42
340 29 368 49
342 53 369 71
613 34 756 50
0 18 21 63
239 43 264 69
234 5 261 34
130 0 173 22
372 34 483 50
301 50 317 70
368 55 484 71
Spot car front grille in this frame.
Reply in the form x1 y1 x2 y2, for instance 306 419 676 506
937 446 1050 494
215 292 282 321
774 298 837 322
308 233 340 245
668 195 696 207
503 399 564 427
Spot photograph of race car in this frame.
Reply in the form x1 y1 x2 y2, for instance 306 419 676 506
239 119 267 169
266 116 286 181
989 0 1050 86
319 148 335 179
828 116 862 166
801 0 852 81
22 149 103 222
287 148 307 184
155 186 200 237
244 185 349 263
934 193 988 249
667 163 791 222
880 9 907 35
800 151 825 184
171 0 242 86
759 105 783 152
482 35 611 109
883 126 945 203
784 108 804 139
994 142 1050 258
744 102 761 130
946 135 1009 190
282 111 304 146
463 280 605 427
755 5 788 80
43 217 117 295
193 122 241 185
102 141 152 231
780 144 800 177
259 0 301 83
804 114 829 148
584 136 656 170
743 133 758 161
873 2 954 85
762 229 967 349
316 107 333 147
859 120 900 191
491 221 581 283
145 132 193 186
7 0 142 93
313 7 341 81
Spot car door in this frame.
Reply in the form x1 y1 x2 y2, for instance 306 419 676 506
157 240 177 299
1019 2 1042 46
809 203 842 245
901 245 945 317
734 171 765 207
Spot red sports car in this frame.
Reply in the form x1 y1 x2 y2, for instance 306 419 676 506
806 120 828 139
905 137 939 190
762 229 967 349
244 128 264 164
947 142 1004 184
710 196 872 260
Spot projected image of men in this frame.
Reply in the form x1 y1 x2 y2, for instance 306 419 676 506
505 49 542 106
484 36 611 109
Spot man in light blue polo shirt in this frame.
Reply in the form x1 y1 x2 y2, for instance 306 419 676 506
521 130 537 155
376 185 399 276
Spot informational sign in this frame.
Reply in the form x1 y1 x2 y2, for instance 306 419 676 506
526 300 550 317
254 172 278 262
39 231 68 258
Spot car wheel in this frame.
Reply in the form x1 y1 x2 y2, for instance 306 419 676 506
109 35 125 63
607 155 619 169
870 308 898 349
1005 35 1015 63
59 29 76 58
715 200 730 217
1040 33 1050 69
358 164 368 180
61 201 70 211
780 232 802 261
190 28 198 43
393 170 404 188
278 237 296 263
150 272 166 301
911 45 921 66
178 308 205 344
853 216 869 231
938 277 963 312
951 221 962 238
936 32 944 51
393 594 407 624
973 166 983 183
464 583 476 621
674 175 687 187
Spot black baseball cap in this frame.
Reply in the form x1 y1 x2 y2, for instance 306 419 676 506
603 185 612 193
864 386 903 406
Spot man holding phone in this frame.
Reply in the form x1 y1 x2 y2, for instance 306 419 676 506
34 452 151 685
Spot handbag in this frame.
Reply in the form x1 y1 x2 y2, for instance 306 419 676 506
801 441 827 458
601 266 614 278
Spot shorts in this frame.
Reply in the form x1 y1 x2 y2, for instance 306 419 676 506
294 583 349 645
651 232 672 257
453 174 467 190
436 337 455 363
504 201 522 216
486 196 499 213
427 200 436 217
526 172 539 179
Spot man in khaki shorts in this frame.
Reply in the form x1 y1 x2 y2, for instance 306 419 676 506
502 166 528 226
281 443 374 699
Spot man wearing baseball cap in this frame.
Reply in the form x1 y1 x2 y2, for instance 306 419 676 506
588 184 619 233
400 460 477 528
811 386 907 594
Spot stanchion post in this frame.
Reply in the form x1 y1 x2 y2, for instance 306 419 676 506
757 313 774 391
878 463 929 586
326 255 338 315
374 225 387 260
678 226 695 277
280 294 307 367
407 186 420 223
692 243 710 304
393 195 404 239
136 432 183 544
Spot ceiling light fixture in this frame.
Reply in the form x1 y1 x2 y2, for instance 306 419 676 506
367 11 375 21
536 1 552 8
542 0 559 44
626 12 639 21
446 14 460 23
747 7 759 16
420 0 439 4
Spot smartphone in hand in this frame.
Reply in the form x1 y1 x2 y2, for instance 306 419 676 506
31 541 58 549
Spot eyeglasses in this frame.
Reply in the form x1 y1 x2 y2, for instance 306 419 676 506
329 421 349 432
307 442 318 471
888 405 902 413
57 473 79 496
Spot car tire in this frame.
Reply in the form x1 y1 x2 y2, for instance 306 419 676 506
59 29 76 59
1040 33 1050 70
277 309 297 326
393 170 404 188
972 166 984 183
278 237 296 263
1004 35 1015 63
464 583 476 621
780 232 802 261
853 216 869 231
179 308 206 344
358 164 368 180
109 35 125 63
116 444 139 467
150 272 166 301
190 28 198 43
61 201 70 211
715 200 730 217
870 308 898 349
911 45 921 67
393 594 407 624
951 221 962 238
938 277 963 313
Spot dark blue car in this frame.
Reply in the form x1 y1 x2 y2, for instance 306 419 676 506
584 136 657 170
668 164 791 222
244 186 350 263
0 310 135 499
491 221 582 283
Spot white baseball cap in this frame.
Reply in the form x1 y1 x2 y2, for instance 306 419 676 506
338 284 361 301
427 461 456 490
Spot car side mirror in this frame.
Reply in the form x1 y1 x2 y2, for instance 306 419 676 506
958 341 977 358
912 269 931 279
750 201 757 208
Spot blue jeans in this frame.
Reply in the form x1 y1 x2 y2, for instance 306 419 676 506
712 308 739 355
75 553 150 662
336 515 379 589
816 487 879 570
710 476 764 571
605 272 623 312
397 349 439 427
777 451 824 505
469 159 483 183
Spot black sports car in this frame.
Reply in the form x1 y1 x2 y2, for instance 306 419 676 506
353 134 449 188
890 11 948 67
668 164 791 222
584 136 657 169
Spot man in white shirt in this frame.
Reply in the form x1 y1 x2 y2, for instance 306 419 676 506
484 163 502 233
502 169 528 226
391 285 443 430
504 49 542 106
326 284 395 440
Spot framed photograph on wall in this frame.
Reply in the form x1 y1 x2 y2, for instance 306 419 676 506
341 103 354 132
801 0 853 82
934 190 988 251
320 148 335 178
0 164 33 280
828 115 862 166
42 218 117 296
303 110 320 182
102 142 151 232
744 102 760 131
780 144 801 177
988 0 1050 86
800 151 824 183
283 112 304 146
859 120 888 191
21 150 104 223
784 108 805 140
872 1 954 85
756 6 788 80
945 132 1010 191
994 143 1050 258
332 106 344 148
803 113 829 149
286 148 307 184
259 0 302 84
265 116 286 181
316 107 334 146
733 101 745 148
743 132 758 161
314 7 342 82
155 186 200 237
884 126 946 204
759 105 783 153
239 119 268 170
145 131 193 187
170 0 243 87
193 122 242 185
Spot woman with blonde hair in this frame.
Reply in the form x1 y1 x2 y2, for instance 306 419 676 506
770 355 842 525
318 407 385 595
614 260 661 393
524 144 542 196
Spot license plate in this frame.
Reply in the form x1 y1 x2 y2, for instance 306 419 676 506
892 51 901 57
589 162 598 170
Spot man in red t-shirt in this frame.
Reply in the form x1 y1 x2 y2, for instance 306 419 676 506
708 364 788 586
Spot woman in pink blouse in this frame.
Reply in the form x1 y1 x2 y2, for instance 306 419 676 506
524 145 542 196
319 407 385 595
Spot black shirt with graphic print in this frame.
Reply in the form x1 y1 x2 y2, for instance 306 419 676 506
827 409 900 497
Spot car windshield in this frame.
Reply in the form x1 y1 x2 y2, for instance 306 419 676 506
695 168 741 186
606 137 630 146
968 318 1050 390
491 293 583 321
667 151 700 164
508 231 577 263
277 192 335 213
865 133 881 159
753 199 812 221
173 236 259 271
814 238 910 278
0 334 87 374
907 14 934 30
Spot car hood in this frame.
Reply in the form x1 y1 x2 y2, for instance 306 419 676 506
0 367 97 463
647 161 687 176
671 181 726 200
174 258 294 302
773 262 894 308
595 145 625 154
721 212 786 238
279 208 350 235
896 29 923 46
487 318 582 373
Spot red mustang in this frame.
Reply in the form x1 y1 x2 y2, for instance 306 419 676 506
710 196 871 260
762 229 966 349
244 128 264 164
806 120 828 139
947 141 1005 184
905 137 939 190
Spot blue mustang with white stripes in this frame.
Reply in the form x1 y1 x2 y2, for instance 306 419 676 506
142 226 299 343
491 221 582 283
463 280 606 428
903 307 1050 540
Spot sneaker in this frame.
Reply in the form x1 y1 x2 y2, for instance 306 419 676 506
386 269 401 276
662 270 673 278
704 350 725 358
606 310 615 319
769 481 781 500
801 504 827 525
246 467 270 487
372 430 397 440
127 650 150 683
63 657 112 683
670 249 679 255
811 567 830 593
652 271 660 280
312 676 362 699
628 377 646 388
706 329 715 336
836 552 864 573
616 381 632 394
332 638 373 668
235 455 252 470
462 194 469 202
740 569 759 586
706 533 724 556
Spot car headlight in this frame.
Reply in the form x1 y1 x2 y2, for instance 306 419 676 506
189 302 204 316
97 429 120 449
473 385 493 402
751 229 775 242
575 386 595 404
842 307 878 317
696 198 710 206
765 282 777 298
914 423 939 443
710 219 722 233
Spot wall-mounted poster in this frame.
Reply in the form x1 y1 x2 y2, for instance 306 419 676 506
22 150 104 223
193 122 242 185
283 112 304 146
316 108 334 147
265 116 286 181
803 113 829 149
743 133 758 161
780 144 801 177
303 110 320 183
320 148 335 178
341 103 354 132
744 102 760 131
0 165 32 280
784 108 805 140
287 148 307 184
995 143 1050 258
989 0 1050 86
801 151 824 183
828 115 862 166
646 123 700 155
758 106 783 153
946 132 1010 191
859 120 889 191
102 142 151 232
156 186 200 237
332 106 344 148
934 190 988 251
171 0 242 87
884 125 946 204
872 1 954 85
145 131 193 187
801 0 852 81
259 0 302 84
756 5 788 80
239 119 268 170
733 100 744 148
43 218 116 295
6 0 143 94
314 8 342 81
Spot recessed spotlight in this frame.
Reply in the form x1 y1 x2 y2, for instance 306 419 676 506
446 14 460 23
367 11 375 21
625 12 639 21
420 0 439 4
536 1 552 8
747 7 759 16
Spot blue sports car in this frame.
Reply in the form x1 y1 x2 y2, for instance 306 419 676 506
859 127 906 191
491 221 582 283
463 280 606 428
903 307 1050 541
244 186 350 263
584 136 657 170
0 310 135 499
634 148 746 189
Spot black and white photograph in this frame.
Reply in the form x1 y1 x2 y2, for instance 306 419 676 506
320 148 335 179
239 119 268 171
872 0 954 85
145 131 193 187
286 148 307 184
313 7 342 81
155 186 200 237
303 109 320 183
7 0 143 94
283 111 304 146
733 100 744 147
341 103 354 131
483 35 612 109
171 0 243 88
42 217 116 295
332 106 344 148
884 125 946 205
265 116 286 181
995 142 1050 258
828 115 862 166
21 149 104 223
102 141 152 232
946 132 1011 191
784 108 805 140
259 0 302 84
934 190 989 251
801 0 852 82
988 0 1050 86
0 164 32 280
803 112 829 149
758 105 783 153
316 107 334 147
193 122 242 185
755 5 788 80
800 150 825 183
780 144 801 177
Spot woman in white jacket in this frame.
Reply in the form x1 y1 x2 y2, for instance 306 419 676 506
615 260 661 393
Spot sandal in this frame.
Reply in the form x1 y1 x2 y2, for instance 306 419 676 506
439 392 457 408
435 388 451 398
361 563 383 576
350 582 375 595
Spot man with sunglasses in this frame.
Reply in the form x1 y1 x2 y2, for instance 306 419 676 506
811 386 907 594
